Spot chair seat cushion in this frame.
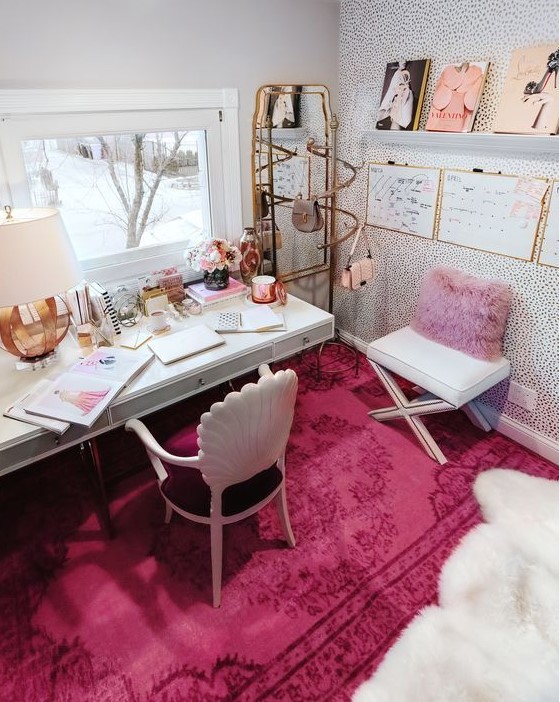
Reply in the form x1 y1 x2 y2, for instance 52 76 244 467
367 326 510 407
161 424 282 517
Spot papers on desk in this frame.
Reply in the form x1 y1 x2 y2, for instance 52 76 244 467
214 306 286 333
19 347 153 428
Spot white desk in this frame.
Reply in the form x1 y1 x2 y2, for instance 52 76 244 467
0 294 334 478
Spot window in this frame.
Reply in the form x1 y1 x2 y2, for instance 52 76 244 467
0 90 242 286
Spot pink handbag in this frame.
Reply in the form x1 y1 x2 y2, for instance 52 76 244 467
340 225 376 290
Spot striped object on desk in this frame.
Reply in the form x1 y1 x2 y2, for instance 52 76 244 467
90 281 121 336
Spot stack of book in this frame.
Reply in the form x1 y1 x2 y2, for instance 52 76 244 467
186 277 248 308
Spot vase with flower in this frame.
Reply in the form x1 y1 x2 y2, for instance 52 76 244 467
184 238 242 290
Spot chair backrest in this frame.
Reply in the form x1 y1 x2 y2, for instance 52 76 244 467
196 368 298 490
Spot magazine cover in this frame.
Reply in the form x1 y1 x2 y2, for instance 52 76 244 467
376 59 431 131
425 61 489 132
494 45 559 135
266 86 302 129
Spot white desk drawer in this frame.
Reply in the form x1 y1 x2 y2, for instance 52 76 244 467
109 345 273 424
273 320 334 360
0 413 110 475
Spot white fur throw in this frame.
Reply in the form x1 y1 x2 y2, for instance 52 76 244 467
353 469 559 702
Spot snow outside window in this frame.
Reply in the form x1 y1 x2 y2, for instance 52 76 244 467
0 90 242 286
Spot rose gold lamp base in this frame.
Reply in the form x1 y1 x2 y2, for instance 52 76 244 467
0 295 71 362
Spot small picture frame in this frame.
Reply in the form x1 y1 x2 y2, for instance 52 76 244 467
143 290 169 316
158 273 185 303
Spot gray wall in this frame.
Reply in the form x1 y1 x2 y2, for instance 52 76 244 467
0 0 340 227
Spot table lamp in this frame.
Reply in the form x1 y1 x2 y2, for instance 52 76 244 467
0 206 83 364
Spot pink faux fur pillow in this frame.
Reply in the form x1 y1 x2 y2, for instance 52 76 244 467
410 267 511 360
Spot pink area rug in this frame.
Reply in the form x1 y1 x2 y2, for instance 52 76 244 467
0 352 557 701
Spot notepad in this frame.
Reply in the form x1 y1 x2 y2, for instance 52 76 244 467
147 324 225 364
214 307 286 333
119 329 153 350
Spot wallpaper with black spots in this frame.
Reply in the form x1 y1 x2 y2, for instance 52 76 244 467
335 0 559 441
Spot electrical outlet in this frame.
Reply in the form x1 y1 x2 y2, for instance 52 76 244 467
508 381 537 411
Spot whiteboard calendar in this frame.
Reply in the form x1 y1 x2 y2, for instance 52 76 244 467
538 180 559 268
437 170 548 261
259 154 310 199
366 163 440 238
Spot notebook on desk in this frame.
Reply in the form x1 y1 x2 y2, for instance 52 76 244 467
147 324 225 364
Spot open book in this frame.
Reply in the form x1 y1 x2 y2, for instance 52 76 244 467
22 347 153 427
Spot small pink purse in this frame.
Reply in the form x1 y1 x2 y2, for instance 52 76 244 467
340 225 376 290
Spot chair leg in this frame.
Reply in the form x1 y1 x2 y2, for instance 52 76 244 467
462 400 492 432
164 501 173 524
406 415 448 465
368 360 453 465
275 484 296 547
210 520 223 608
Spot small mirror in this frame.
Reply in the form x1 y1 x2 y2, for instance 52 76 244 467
252 85 333 282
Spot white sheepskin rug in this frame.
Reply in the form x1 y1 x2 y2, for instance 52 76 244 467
353 469 559 702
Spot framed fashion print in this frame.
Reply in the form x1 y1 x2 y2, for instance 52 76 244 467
425 61 489 132
376 59 431 131
265 86 302 129
494 45 559 135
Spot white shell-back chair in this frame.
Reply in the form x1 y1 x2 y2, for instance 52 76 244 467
125 364 298 607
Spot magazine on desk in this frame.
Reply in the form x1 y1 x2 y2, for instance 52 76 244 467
4 379 71 435
22 347 154 427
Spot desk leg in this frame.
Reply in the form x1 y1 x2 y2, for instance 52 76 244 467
80 439 114 539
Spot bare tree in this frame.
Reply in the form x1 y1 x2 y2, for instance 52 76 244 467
97 132 188 249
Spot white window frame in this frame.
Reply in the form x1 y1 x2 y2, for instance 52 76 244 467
0 89 242 286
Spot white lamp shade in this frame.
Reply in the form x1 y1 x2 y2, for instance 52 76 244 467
0 207 83 307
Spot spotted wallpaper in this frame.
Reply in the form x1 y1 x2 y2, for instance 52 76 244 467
335 0 559 441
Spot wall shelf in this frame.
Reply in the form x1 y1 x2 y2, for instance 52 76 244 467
361 130 559 159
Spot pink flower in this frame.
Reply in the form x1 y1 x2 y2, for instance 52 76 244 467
184 238 241 273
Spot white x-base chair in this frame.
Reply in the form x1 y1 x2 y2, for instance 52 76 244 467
367 326 510 464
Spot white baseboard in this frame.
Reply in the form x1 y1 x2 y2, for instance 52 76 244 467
475 405 559 465
337 328 559 465
338 328 368 354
